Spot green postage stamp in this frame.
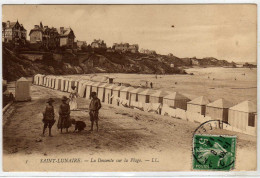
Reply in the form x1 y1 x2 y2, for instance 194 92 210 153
193 134 236 171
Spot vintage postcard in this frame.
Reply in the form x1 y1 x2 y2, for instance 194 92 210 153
2 4 257 172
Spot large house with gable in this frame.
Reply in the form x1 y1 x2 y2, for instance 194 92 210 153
2 20 27 44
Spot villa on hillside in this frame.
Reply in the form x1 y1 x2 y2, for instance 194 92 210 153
91 39 107 49
29 22 60 49
140 48 156 55
76 40 87 49
29 22 75 49
59 27 76 48
2 20 27 44
112 43 139 53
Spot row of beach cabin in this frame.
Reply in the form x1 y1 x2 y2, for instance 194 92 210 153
33 74 257 136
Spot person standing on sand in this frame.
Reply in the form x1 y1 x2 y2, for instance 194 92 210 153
42 98 56 137
150 82 153 88
69 86 78 111
57 96 71 133
89 92 101 132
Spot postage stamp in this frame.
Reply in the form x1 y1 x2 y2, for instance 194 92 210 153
193 134 236 171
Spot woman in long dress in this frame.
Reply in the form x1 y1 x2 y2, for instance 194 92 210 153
57 96 71 133
69 86 78 111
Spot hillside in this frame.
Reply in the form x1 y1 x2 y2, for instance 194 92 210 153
2 46 234 81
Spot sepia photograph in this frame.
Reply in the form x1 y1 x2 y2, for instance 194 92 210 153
1 4 257 172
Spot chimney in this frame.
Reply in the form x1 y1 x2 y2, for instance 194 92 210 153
34 25 39 29
6 21 10 28
60 27 64 34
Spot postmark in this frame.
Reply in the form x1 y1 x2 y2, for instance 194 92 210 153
192 120 236 171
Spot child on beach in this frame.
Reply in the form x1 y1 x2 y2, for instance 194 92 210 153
42 98 56 137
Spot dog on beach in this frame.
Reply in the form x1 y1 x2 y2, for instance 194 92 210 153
71 119 86 132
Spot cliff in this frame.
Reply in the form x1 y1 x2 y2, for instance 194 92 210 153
2 46 234 81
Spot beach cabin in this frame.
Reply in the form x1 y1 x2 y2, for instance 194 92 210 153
112 85 126 106
205 98 233 122
33 74 40 85
85 81 95 99
228 100 257 132
120 87 135 101
51 76 56 89
74 78 83 93
129 88 145 104
97 83 109 102
64 78 70 92
60 77 66 91
68 79 76 92
46 76 51 88
91 82 102 95
163 92 191 110
104 84 117 104
150 90 171 104
54 77 62 90
45 76 49 88
43 76 47 86
15 77 31 101
78 80 88 97
48 76 52 88
39 74 44 86
187 96 210 115
138 89 156 104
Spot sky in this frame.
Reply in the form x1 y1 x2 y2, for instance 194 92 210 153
2 5 257 62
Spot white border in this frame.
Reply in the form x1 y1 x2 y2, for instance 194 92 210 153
0 0 259 177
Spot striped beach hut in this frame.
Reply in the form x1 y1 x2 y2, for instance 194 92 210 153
47 76 52 88
64 78 70 92
120 86 135 101
150 90 171 104
54 77 62 90
33 74 40 85
85 81 95 99
205 98 233 122
138 89 156 104
60 77 66 91
187 96 210 115
39 74 44 86
228 100 257 131
97 83 110 102
74 78 83 93
78 80 89 97
51 76 56 89
68 79 76 93
163 92 190 110
104 84 117 104
43 76 47 86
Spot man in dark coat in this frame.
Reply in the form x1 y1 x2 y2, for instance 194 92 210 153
89 92 101 132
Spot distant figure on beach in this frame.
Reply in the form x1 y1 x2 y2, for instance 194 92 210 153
155 74 157 79
58 96 71 133
150 82 153 88
89 92 102 132
42 98 55 137
69 86 78 111
9 92 14 101
145 81 148 88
